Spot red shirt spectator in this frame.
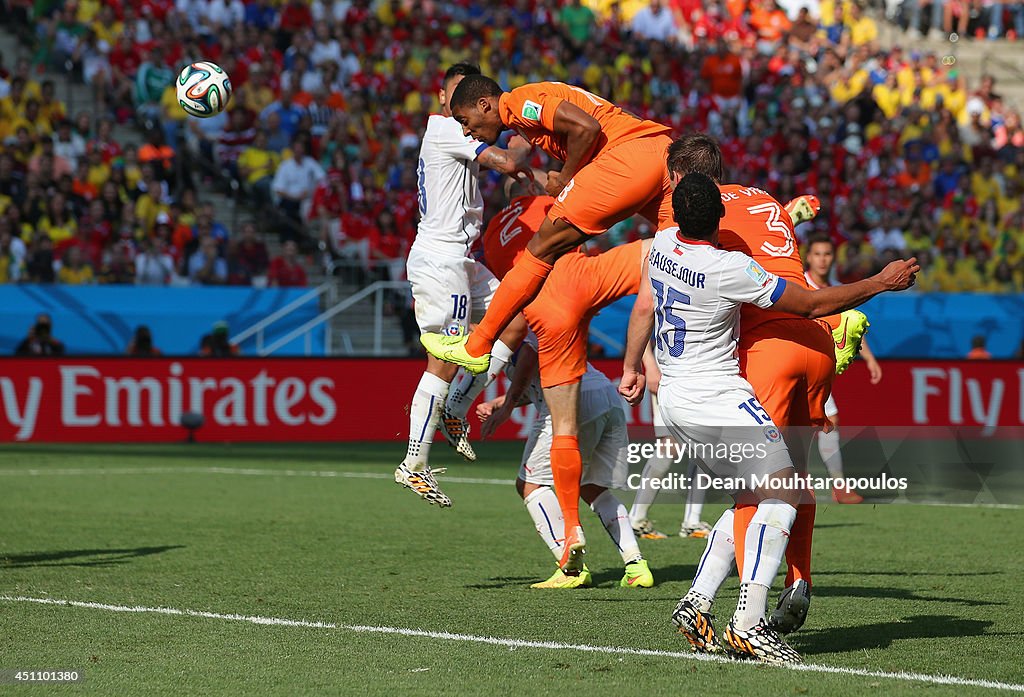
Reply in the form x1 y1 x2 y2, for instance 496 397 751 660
268 240 307 287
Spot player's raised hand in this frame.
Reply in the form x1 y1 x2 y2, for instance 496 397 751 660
618 368 647 406
876 258 920 291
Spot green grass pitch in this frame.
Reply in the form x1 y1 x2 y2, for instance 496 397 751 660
1 442 1022 696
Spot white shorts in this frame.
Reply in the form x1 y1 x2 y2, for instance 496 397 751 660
519 405 629 490
406 245 498 334
824 393 838 418
657 375 792 483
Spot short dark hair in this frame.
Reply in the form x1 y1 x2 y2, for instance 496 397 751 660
449 74 502 112
667 133 723 183
672 172 723 240
443 62 481 86
806 233 834 251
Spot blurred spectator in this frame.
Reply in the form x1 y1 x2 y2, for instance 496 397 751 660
25 234 56 283
15 313 65 355
235 220 270 279
559 0 597 47
967 335 993 359
631 1 679 42
126 325 161 356
57 244 94 284
188 234 228 285
237 130 280 204
135 234 177 285
97 241 136 284
268 239 308 287
199 320 240 356
271 137 325 230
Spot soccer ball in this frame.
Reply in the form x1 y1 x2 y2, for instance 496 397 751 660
176 61 232 118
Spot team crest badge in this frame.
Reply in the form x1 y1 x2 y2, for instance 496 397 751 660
444 323 462 336
763 425 782 443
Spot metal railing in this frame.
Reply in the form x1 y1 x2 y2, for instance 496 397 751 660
260 280 410 356
230 281 337 353
589 326 625 355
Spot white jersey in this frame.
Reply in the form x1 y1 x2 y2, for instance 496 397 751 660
648 228 786 381
804 270 838 290
412 114 487 257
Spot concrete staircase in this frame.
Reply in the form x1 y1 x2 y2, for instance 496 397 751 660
875 20 1024 107
1 26 410 356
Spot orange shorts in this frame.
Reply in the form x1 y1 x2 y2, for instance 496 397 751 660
739 318 835 430
549 134 673 236
524 242 643 388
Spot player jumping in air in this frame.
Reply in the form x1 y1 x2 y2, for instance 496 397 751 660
394 63 532 507
620 172 918 662
420 77 675 374
479 173 653 574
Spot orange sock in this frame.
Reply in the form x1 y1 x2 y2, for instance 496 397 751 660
466 249 553 357
785 493 816 587
550 434 582 533
732 503 757 579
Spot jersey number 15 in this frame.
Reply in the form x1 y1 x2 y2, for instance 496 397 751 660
651 278 690 357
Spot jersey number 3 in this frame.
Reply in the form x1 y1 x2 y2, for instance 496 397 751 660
747 201 795 258
651 278 689 357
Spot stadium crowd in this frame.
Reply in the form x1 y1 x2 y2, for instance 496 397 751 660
0 0 1022 292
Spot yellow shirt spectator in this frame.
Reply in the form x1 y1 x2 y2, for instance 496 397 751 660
848 15 878 46
872 83 902 119
76 0 101 23
135 195 168 235
93 20 124 47
59 263 95 285
38 216 77 244
971 171 1002 206
237 145 280 185
87 162 111 190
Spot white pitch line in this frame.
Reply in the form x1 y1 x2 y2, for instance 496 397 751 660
0 466 516 486
1 595 1022 693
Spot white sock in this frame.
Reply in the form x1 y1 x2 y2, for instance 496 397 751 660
524 486 564 561
404 372 449 471
690 508 735 604
629 451 673 524
590 490 643 564
444 340 515 420
733 582 770 632
818 428 844 479
683 459 706 527
733 499 797 630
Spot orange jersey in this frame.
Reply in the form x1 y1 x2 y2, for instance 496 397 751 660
716 184 810 333
483 195 555 280
498 82 671 163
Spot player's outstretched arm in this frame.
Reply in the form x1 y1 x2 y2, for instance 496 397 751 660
620 263 654 406
545 101 602 196
773 258 920 319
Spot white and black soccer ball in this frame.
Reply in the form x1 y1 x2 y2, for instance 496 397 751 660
176 61 232 118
